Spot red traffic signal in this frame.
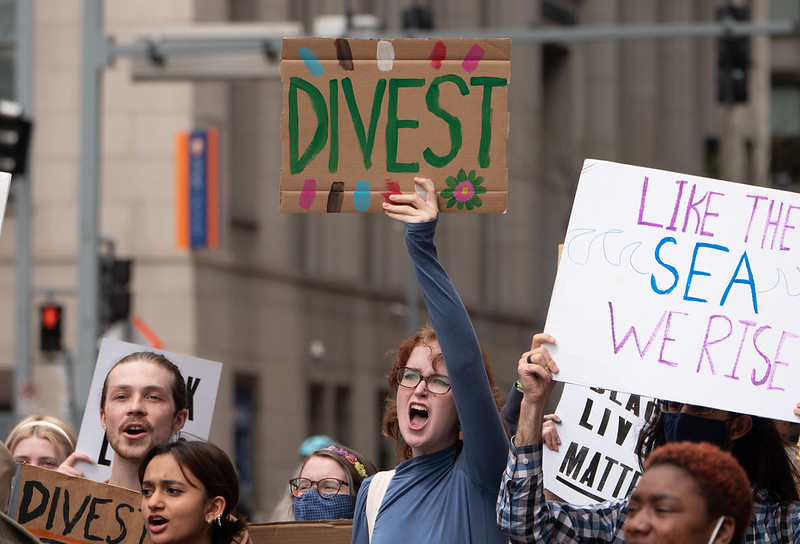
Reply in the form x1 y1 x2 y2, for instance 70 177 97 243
40 303 63 352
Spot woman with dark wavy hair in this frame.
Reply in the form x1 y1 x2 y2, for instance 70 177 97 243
350 178 509 544
139 440 250 544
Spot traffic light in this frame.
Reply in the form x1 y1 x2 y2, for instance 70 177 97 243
99 257 132 328
40 303 63 352
716 5 749 104
0 99 32 175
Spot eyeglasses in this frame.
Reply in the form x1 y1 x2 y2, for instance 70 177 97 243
289 477 348 499
396 367 451 395
659 401 716 416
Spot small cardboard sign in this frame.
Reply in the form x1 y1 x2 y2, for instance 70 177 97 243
0 171 10 236
280 37 510 213
74 339 222 482
8 463 150 544
545 159 800 421
249 520 352 544
543 384 653 504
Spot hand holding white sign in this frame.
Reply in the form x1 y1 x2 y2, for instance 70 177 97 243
514 333 559 447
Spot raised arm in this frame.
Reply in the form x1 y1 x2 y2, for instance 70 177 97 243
383 177 508 490
497 335 626 543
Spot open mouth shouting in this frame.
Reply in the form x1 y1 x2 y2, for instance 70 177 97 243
408 403 429 430
122 422 150 440
147 515 168 535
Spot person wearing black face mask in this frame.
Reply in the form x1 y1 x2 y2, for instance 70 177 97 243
637 401 800 499
659 402 742 449
497 334 800 544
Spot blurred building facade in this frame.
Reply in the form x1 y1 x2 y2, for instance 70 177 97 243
0 0 797 519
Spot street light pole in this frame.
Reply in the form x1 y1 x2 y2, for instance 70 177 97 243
75 0 111 419
13 0 33 421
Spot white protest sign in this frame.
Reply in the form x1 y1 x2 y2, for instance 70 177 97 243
0 171 11 236
543 383 653 504
545 159 800 421
74 338 222 482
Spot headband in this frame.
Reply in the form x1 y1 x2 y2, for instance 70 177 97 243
15 421 74 449
323 445 367 478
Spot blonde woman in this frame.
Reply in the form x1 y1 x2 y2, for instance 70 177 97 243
6 415 76 469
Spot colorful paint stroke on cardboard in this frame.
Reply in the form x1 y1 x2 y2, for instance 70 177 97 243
176 127 219 249
279 37 510 213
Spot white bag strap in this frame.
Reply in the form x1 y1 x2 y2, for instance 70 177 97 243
366 469 395 542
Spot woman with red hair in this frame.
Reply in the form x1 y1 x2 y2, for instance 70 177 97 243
350 178 509 544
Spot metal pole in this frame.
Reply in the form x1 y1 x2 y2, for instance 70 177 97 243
13 0 33 419
76 0 110 418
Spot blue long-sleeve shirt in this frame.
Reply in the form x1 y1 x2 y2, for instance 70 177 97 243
351 217 509 544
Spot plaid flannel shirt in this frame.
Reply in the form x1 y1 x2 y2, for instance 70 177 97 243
496 441 800 544
496 440 627 543
746 487 800 543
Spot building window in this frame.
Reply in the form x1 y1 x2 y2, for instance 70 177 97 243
235 376 258 518
376 388 393 469
0 0 15 101
335 385 351 446
770 0 800 22
771 84 800 190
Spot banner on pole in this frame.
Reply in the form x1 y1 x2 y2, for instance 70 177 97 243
176 128 219 248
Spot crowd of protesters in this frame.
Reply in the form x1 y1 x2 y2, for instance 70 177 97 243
2 175 800 544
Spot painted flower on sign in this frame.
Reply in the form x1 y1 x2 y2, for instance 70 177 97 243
441 169 486 210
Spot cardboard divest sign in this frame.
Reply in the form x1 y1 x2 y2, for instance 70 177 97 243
0 171 11 236
74 338 222 482
543 384 653 505
545 159 800 421
8 463 150 544
280 37 510 213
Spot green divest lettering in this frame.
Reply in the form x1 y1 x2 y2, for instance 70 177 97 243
289 77 328 175
343 77 386 170
470 76 508 168
386 78 424 173
423 74 469 168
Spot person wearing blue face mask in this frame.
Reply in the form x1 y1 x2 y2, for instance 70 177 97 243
290 445 376 521
497 334 800 543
